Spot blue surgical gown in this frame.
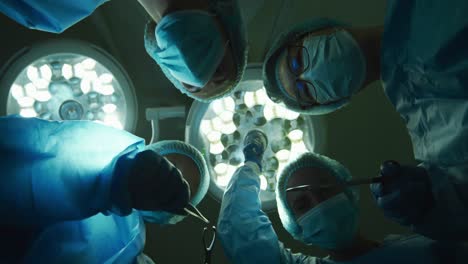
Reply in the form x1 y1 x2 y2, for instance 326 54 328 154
0 0 107 33
217 164 468 264
0 116 147 263
381 0 468 240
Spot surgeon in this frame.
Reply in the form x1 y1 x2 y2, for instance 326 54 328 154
262 0 468 240
0 115 209 263
0 0 247 102
142 0 247 102
218 130 468 263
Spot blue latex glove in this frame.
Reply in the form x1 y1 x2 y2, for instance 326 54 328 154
126 150 190 215
370 160 435 226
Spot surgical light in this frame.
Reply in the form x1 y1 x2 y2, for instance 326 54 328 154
1 40 137 132
186 65 325 211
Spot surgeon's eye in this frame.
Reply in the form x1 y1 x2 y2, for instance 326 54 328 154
296 80 315 101
287 46 305 75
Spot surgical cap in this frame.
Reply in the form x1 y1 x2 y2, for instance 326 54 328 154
263 18 350 115
144 0 248 102
276 152 359 241
138 140 209 224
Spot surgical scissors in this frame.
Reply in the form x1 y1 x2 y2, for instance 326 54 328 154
203 225 216 264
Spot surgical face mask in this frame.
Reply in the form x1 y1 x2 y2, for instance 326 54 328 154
139 210 186 225
297 192 358 250
300 30 366 104
154 10 225 87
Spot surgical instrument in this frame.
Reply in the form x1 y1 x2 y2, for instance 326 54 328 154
184 203 210 224
286 176 384 192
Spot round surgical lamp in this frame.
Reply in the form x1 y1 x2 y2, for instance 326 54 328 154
186 64 326 211
0 39 137 131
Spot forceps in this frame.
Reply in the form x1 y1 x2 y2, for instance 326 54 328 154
203 225 216 264
183 204 216 263
286 177 384 192
184 203 210 224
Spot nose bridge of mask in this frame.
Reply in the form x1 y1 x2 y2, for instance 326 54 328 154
296 192 358 248
296 192 355 241
297 192 346 224
299 30 366 104
300 35 339 103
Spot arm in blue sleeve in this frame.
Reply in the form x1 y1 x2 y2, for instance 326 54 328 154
0 0 108 33
217 163 312 264
412 163 468 241
0 116 145 226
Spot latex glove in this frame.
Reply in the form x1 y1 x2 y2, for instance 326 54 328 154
128 150 190 215
370 160 435 226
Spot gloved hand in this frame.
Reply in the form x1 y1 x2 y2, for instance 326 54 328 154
127 150 190 215
370 160 435 226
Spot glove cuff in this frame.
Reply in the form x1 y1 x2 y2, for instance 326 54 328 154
104 145 142 216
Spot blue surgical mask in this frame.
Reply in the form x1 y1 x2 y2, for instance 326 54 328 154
154 10 225 87
301 30 366 104
297 193 358 249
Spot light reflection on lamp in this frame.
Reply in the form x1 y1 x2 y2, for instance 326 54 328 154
17 97 35 107
210 141 224 155
39 64 52 81
62 64 73 79
102 104 117 113
81 58 96 70
260 175 267 190
99 85 115 95
27 66 39 81
73 63 85 78
25 83 37 97
34 90 52 102
20 108 37 117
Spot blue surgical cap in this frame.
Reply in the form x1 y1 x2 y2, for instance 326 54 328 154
263 18 350 115
138 140 209 224
144 0 248 102
276 152 359 241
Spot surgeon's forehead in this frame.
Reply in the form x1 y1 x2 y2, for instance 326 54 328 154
286 166 336 188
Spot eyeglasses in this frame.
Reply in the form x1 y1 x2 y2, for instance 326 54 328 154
286 45 319 110
286 184 328 200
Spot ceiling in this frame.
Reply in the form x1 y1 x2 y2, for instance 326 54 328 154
0 0 419 263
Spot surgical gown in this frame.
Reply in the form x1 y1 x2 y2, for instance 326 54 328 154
381 0 468 240
218 164 468 264
0 116 147 263
0 0 107 33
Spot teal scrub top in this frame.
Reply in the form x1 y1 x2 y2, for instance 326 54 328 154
381 0 468 240
0 116 147 263
0 0 107 33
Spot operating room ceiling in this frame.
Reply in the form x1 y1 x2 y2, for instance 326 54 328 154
0 0 420 263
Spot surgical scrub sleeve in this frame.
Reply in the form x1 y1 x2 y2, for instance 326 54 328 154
0 0 107 33
381 0 468 240
0 116 146 263
218 165 468 264
217 164 318 264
